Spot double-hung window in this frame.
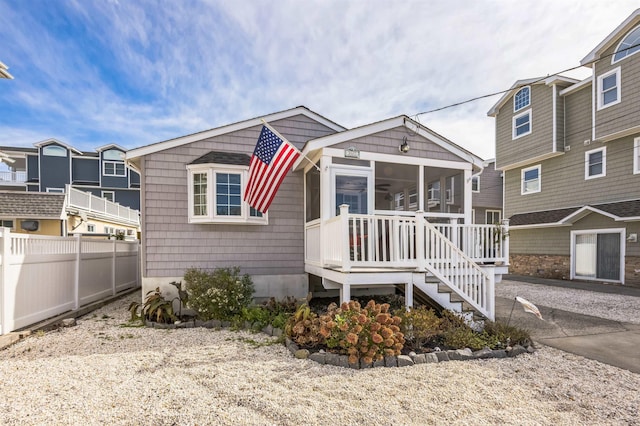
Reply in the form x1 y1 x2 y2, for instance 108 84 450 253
471 176 480 192
103 161 126 176
513 109 532 139
585 147 606 179
597 67 621 110
187 163 267 224
521 165 541 195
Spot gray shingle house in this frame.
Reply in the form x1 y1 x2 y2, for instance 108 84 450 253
127 107 507 320
488 9 640 287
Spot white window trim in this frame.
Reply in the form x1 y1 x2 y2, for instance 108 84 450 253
513 86 531 112
103 161 126 177
471 176 480 193
612 24 640 64
597 67 621 110
102 191 115 202
570 228 625 284
585 147 606 180
521 164 541 195
46 187 65 193
634 137 640 174
512 109 532 140
87 223 96 233
485 209 501 225
186 163 268 225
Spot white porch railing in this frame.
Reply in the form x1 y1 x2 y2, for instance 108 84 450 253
305 206 508 320
0 170 27 184
67 186 140 226
0 229 140 335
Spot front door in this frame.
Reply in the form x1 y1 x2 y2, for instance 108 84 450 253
331 167 372 216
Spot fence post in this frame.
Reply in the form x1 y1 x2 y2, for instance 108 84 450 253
501 218 510 265
112 239 117 295
0 228 9 334
74 234 81 310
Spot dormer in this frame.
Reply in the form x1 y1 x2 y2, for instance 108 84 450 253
34 139 81 192
488 76 577 171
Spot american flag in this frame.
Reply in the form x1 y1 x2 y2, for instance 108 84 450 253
244 124 301 213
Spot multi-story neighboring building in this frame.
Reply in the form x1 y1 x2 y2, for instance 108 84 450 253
488 9 640 287
0 139 140 237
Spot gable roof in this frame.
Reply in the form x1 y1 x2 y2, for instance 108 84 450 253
487 76 579 117
0 191 65 219
301 115 484 168
126 106 346 161
96 144 128 153
34 138 83 155
581 8 640 65
509 199 640 228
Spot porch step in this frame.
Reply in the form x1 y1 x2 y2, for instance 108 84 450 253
412 275 484 321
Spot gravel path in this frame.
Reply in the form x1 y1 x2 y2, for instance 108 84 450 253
1 291 639 425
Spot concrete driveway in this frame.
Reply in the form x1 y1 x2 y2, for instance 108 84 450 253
495 277 640 374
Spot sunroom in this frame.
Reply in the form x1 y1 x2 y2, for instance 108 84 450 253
298 116 508 320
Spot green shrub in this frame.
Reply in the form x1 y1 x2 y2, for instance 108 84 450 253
184 267 254 321
129 287 177 324
285 304 324 347
441 326 498 351
395 306 442 349
483 321 532 348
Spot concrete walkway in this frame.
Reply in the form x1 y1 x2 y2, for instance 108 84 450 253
496 276 640 374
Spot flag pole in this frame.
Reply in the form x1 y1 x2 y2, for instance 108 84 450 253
261 119 321 172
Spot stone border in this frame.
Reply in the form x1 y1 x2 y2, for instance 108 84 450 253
285 338 536 369
143 319 535 369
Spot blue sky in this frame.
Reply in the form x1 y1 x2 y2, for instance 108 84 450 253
1 1 638 159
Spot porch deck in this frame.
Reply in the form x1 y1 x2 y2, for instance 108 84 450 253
305 206 509 321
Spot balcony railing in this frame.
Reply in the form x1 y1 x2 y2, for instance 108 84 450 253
67 186 140 226
0 170 27 185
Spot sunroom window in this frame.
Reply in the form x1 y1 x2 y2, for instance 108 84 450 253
187 163 267 224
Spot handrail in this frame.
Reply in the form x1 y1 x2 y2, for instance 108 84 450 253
66 186 140 226
423 220 494 320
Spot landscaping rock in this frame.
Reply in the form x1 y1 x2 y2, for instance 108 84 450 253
262 325 274 336
412 354 427 364
272 328 283 338
309 352 326 365
435 351 450 362
473 347 494 359
491 350 508 359
397 355 414 367
360 359 373 369
455 348 473 360
373 358 385 368
325 353 341 367
195 320 205 327
447 350 462 361
527 345 536 353
285 339 299 354
425 353 439 363
384 356 398 367
508 345 528 357
220 321 231 328
294 349 310 360
348 359 360 370
61 318 76 327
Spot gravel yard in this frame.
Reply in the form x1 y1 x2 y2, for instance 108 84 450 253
1 291 639 425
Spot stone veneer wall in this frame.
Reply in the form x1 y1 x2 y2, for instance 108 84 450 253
509 254 570 280
510 254 640 288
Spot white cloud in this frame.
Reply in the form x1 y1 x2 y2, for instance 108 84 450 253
0 0 638 158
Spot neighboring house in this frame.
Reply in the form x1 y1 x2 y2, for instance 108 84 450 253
0 139 140 210
0 187 140 238
127 106 508 320
487 9 640 287
471 159 503 225
0 139 141 238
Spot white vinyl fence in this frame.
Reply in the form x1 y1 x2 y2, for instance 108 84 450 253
0 229 140 335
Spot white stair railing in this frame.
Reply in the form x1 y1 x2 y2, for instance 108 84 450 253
422 219 495 320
